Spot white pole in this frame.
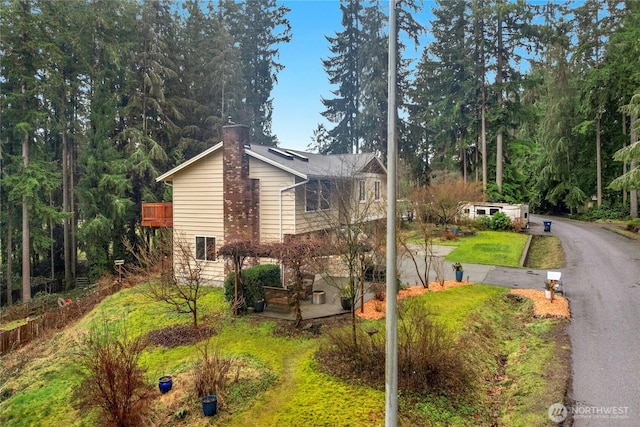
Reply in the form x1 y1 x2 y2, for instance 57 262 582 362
385 1 399 426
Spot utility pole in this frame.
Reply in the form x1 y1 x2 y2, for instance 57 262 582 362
385 1 399 426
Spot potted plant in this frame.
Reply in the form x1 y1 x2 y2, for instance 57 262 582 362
201 394 217 416
339 284 355 310
544 279 555 301
158 375 173 394
452 262 464 282
253 298 265 312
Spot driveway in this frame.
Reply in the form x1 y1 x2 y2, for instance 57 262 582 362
405 216 640 425
493 215 640 426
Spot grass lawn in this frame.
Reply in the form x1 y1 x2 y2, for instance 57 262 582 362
0 281 569 427
445 230 529 267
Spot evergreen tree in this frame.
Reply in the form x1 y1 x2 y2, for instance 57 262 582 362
321 0 364 154
76 0 137 279
0 0 54 301
410 0 475 178
227 0 291 145
358 1 388 157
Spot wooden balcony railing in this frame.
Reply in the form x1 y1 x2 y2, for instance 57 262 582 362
141 202 173 228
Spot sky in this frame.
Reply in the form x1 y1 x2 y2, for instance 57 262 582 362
271 0 431 152
271 0 344 152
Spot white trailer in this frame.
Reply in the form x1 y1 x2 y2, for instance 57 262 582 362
461 202 529 227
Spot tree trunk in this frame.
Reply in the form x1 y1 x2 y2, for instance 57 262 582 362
6 207 13 306
63 129 72 288
622 112 627 205
22 130 31 302
495 12 504 194
631 112 638 218
596 115 602 207
481 94 487 193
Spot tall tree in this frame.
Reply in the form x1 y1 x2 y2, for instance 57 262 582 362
227 0 291 145
572 0 625 208
321 0 363 154
410 0 475 178
0 0 49 301
76 0 137 279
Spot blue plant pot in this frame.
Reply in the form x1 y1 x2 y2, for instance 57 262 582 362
455 270 463 282
158 376 172 394
201 395 217 416
254 299 265 313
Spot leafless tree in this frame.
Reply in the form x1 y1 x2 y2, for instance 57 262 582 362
302 156 385 348
266 237 329 327
126 232 205 328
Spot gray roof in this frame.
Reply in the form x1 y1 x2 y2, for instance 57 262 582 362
247 145 386 180
157 142 386 183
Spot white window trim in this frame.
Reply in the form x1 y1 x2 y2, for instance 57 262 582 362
305 180 331 212
195 235 216 261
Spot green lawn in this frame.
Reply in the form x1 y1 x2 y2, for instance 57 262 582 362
445 230 528 267
0 281 568 427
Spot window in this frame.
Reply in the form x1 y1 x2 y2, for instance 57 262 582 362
306 180 331 211
305 182 318 212
195 236 216 261
374 180 381 201
320 180 331 210
477 209 486 215
464 208 470 214
490 208 499 215
358 180 366 202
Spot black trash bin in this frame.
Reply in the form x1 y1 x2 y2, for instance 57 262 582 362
543 220 552 232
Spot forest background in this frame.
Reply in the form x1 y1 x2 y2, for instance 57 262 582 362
1 0 639 305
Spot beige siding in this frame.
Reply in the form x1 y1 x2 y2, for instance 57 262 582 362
248 158 296 242
294 184 339 234
357 174 387 222
294 174 387 234
172 150 226 284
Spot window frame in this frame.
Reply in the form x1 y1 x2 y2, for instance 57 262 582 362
195 236 216 261
305 179 331 212
374 180 381 201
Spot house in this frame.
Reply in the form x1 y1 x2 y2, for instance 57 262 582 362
147 123 387 284
461 202 530 227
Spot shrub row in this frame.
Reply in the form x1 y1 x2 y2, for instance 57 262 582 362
223 264 281 306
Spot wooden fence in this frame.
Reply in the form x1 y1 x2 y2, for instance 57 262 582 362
0 282 122 356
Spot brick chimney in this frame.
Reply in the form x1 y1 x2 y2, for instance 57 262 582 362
222 124 259 242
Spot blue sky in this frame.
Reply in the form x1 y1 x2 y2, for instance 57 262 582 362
271 0 343 152
271 0 430 152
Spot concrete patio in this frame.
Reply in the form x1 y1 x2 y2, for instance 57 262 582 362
255 244 496 321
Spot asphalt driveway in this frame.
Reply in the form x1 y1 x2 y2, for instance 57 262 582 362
500 215 640 426
406 215 640 425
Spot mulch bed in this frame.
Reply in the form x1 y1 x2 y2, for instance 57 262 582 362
146 324 216 348
356 281 571 321
356 280 472 321
508 289 570 318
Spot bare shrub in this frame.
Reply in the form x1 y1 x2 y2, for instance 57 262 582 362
432 256 446 287
441 230 457 241
369 282 386 301
510 218 527 232
397 299 476 395
192 340 236 407
316 325 384 383
317 299 476 397
76 321 151 427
